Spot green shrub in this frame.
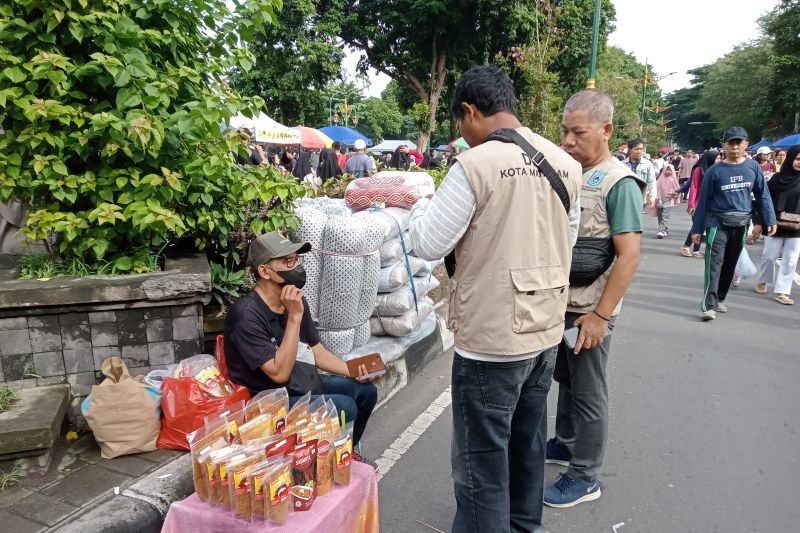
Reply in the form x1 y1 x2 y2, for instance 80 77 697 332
0 0 303 273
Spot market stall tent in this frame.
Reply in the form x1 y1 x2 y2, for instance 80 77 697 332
369 140 417 153
228 112 301 145
293 126 334 149
772 133 800 149
319 126 372 147
450 137 469 150
746 139 772 152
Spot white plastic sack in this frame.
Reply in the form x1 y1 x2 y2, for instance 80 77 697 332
415 258 444 277
373 276 441 317
353 322 371 348
380 234 413 267
293 205 328 319
353 207 411 241
319 328 356 356
736 247 757 280
378 257 425 293
370 297 435 337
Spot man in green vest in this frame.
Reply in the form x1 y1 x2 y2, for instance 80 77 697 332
544 90 645 508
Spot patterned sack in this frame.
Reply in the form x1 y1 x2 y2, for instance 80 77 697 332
345 172 435 212
370 297 435 337
319 328 356 356
292 206 327 320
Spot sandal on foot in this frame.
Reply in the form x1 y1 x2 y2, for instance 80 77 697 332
774 294 794 305
692 251 703 258
681 246 693 257
755 283 768 294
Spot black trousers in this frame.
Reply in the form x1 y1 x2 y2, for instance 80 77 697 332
702 226 746 312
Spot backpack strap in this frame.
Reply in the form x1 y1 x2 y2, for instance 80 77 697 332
486 128 571 214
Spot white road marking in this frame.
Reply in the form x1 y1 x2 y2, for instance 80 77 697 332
375 386 452 482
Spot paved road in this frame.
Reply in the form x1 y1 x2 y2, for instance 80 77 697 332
362 210 800 533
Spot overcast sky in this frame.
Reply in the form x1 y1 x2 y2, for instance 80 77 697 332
344 0 781 98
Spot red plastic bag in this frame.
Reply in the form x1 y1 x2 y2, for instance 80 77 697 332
157 376 250 450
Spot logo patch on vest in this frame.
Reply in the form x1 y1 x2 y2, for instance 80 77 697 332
587 171 606 187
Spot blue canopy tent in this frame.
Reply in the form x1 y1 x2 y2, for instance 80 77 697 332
772 133 800 149
746 139 771 152
319 126 372 147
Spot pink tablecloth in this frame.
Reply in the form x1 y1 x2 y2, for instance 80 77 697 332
162 462 379 533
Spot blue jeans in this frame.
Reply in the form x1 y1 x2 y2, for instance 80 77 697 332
290 374 377 446
451 347 557 533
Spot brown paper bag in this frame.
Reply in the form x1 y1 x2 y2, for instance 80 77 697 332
84 357 160 459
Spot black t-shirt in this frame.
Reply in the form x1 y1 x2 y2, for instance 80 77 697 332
224 291 321 394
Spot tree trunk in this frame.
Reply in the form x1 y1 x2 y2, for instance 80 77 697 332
417 130 430 153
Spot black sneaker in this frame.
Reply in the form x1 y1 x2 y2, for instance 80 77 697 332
545 438 571 467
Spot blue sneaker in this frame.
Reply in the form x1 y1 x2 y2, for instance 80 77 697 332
545 438 571 467
544 473 602 508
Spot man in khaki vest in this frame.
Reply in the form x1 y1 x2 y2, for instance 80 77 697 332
543 90 645 508
409 65 582 533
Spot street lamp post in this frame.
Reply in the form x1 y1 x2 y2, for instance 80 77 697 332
586 0 602 89
640 59 648 125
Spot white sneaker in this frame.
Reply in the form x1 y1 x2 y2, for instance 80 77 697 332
701 310 716 321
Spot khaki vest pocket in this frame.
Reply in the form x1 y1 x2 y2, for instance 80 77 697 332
510 266 568 334
447 279 458 332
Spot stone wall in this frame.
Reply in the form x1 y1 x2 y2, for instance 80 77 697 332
0 255 210 399
0 303 203 395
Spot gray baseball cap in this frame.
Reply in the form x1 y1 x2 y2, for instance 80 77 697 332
722 127 748 142
247 232 311 270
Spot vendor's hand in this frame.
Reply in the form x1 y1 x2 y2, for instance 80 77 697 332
691 234 702 245
572 313 608 354
751 224 763 240
281 285 304 318
646 197 656 208
687 207 695 215
355 363 382 383
767 225 777 236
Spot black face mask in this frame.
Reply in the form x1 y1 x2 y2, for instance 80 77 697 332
273 264 306 289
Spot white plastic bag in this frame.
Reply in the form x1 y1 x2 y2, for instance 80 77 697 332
373 276 441 317
736 247 757 280
380 234 413 267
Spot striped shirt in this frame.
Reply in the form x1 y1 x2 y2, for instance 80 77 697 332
409 162 580 362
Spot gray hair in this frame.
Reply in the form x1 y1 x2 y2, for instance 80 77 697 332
563 90 615 125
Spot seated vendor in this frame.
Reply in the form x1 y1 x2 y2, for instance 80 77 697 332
224 231 380 457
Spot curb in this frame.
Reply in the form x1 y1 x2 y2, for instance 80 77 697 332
49 454 193 533
50 303 452 532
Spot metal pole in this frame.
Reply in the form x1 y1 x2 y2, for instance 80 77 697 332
586 0 602 89
640 59 648 128
328 96 333 126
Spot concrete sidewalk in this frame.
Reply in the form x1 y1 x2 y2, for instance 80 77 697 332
0 435 184 532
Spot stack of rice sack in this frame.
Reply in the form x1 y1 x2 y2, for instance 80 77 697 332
292 198 383 355
345 171 444 338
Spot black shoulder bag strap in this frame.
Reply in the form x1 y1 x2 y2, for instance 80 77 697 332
486 128 571 214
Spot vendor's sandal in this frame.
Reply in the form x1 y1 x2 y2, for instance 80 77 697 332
755 283 768 294
774 294 794 305
352 451 377 469
692 252 703 258
681 246 693 257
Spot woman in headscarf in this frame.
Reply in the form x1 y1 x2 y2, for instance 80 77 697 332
755 145 800 305
681 150 721 257
317 148 343 182
291 151 313 182
388 146 411 170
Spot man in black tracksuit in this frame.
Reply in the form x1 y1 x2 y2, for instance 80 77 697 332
691 127 777 320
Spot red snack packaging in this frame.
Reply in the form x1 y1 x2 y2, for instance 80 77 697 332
290 439 318 511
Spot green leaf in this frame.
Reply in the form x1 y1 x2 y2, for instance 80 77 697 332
3 66 26 83
98 188 114 202
68 22 84 43
114 69 131 87
116 87 141 109
52 161 68 175
112 256 133 271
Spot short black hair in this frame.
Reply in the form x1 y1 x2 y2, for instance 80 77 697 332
451 65 517 120
627 138 644 150
332 141 341 150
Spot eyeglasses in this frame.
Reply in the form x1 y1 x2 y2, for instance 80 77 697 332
271 255 303 269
